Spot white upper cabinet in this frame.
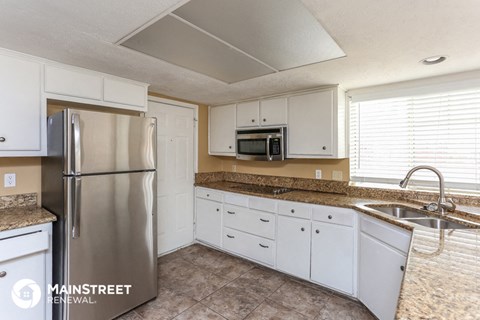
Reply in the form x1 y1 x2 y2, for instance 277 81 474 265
103 77 148 111
260 97 287 126
209 104 236 156
236 101 260 127
287 87 346 159
44 64 149 112
236 98 287 127
44 65 103 101
0 52 44 156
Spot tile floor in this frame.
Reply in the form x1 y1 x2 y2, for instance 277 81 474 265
116 244 374 320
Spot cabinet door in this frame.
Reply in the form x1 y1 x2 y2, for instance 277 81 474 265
359 233 407 320
44 65 103 100
260 97 287 126
209 104 236 155
0 54 42 152
103 77 147 110
236 101 259 127
311 221 354 295
287 90 334 157
276 216 311 279
196 198 222 247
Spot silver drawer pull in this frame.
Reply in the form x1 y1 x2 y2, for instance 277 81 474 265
259 244 269 248
0 271 6 278
227 234 235 239
227 211 235 214
260 218 270 222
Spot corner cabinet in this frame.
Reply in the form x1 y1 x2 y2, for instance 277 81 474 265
287 87 346 159
209 104 236 156
358 215 411 320
0 52 44 156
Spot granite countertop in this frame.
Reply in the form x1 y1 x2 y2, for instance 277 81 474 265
196 181 480 320
0 206 57 232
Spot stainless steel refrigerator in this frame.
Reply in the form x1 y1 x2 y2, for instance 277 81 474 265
42 108 157 320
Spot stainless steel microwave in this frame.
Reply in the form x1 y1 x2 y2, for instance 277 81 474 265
236 127 286 161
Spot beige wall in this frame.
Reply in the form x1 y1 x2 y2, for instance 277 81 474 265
220 157 349 180
0 157 41 201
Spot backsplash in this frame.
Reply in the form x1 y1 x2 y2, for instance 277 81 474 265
0 193 37 210
195 172 480 207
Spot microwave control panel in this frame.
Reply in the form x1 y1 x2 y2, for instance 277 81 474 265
271 138 281 155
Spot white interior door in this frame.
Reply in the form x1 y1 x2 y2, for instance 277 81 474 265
147 100 195 255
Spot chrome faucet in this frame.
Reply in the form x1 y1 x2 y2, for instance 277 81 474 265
399 165 456 215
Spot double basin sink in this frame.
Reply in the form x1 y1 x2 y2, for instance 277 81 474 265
367 205 478 230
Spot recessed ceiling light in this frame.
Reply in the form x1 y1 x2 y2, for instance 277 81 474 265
420 55 447 65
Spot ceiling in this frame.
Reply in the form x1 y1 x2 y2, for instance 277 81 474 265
0 0 479 105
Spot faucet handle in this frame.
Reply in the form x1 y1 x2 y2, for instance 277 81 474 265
424 202 438 212
441 198 456 212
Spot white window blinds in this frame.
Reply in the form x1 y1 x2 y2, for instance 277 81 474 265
350 89 480 191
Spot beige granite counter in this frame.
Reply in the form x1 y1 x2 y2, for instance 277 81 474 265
0 193 56 232
196 180 480 320
0 206 56 232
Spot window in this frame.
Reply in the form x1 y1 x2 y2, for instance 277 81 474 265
350 89 480 192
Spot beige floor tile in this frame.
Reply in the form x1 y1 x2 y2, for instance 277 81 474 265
269 280 331 319
208 254 256 280
202 281 265 320
315 295 375 320
173 303 227 320
115 310 144 320
245 299 309 320
135 287 196 320
233 267 286 297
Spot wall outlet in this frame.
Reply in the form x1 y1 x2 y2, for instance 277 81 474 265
4 173 16 188
332 171 343 181
315 169 322 179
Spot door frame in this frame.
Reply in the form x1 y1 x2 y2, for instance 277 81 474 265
147 96 199 173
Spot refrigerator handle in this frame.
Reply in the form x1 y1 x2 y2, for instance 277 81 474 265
71 113 81 175
72 178 82 239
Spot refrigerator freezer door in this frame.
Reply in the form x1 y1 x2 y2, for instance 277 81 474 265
65 172 157 320
64 109 156 175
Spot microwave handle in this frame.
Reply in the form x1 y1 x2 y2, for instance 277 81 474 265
266 135 272 161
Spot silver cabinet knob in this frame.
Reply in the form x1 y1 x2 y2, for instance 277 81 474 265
0 137 5 143
0 271 6 278
216 208 219 212
251 119 255 123
315 229 320 234
328 215 332 219
263 118 266 122
322 146 326 150
229 146 232 149
301 227 305 232
400 266 405 272
291 209 295 213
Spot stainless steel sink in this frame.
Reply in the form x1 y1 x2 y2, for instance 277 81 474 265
366 205 479 230
402 218 473 229
367 205 427 219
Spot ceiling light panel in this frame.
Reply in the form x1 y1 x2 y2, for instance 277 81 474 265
173 0 346 70
121 15 275 83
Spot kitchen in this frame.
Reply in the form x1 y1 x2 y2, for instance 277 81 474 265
0 0 479 319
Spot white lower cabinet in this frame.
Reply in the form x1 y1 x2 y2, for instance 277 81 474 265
276 215 311 279
195 198 222 247
223 227 275 266
359 216 411 320
311 221 354 295
0 223 52 320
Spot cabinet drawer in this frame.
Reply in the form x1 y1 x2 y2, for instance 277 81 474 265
45 65 103 100
0 231 48 262
196 188 223 202
224 192 249 207
278 201 312 219
312 205 355 227
223 205 275 239
249 196 277 213
360 216 411 253
223 228 275 266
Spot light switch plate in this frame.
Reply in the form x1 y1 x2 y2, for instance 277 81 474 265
315 169 322 179
4 173 16 188
332 171 343 181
